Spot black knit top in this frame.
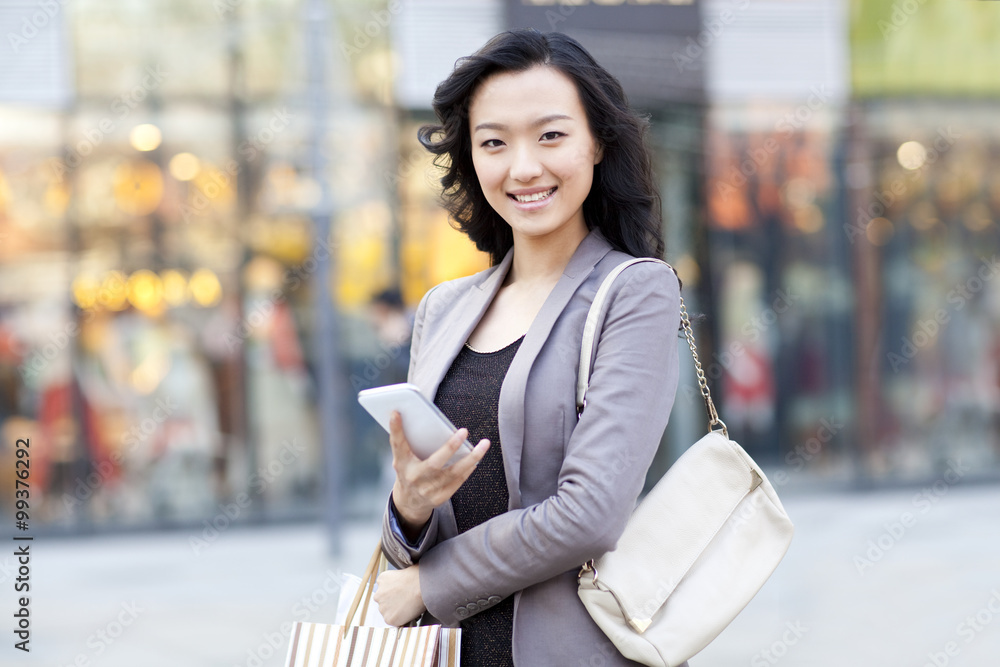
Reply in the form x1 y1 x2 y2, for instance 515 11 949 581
433 334 525 667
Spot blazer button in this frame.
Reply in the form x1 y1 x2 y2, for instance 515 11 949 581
465 603 479 614
456 607 469 619
487 595 501 604
476 599 489 609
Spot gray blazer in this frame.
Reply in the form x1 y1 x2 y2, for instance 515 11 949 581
381 226 683 666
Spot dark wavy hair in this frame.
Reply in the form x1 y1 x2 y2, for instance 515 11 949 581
418 29 665 266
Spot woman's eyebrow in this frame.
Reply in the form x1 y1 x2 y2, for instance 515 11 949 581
473 114 573 133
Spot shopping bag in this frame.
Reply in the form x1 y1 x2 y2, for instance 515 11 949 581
284 544 461 667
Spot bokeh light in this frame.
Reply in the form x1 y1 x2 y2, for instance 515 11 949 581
113 159 164 216
897 141 927 170
97 271 129 311
161 269 190 306
189 268 222 307
126 270 164 314
169 152 201 181
129 124 163 152
866 217 894 245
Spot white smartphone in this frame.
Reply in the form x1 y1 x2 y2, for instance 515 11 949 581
357 382 474 467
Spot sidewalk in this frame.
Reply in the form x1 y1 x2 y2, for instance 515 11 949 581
4 483 1000 667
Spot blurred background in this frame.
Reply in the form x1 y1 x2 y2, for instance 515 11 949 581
0 0 998 665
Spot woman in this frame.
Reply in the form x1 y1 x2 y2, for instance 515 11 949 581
373 29 683 666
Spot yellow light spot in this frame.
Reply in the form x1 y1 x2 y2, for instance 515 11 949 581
127 270 164 313
130 351 169 395
189 268 222 307
98 271 129 311
896 141 927 171
161 270 190 306
866 217 894 246
674 254 701 288
793 204 825 234
72 275 101 310
113 160 164 216
962 202 993 232
169 153 201 181
130 124 162 152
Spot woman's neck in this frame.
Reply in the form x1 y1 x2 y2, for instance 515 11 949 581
504 221 590 289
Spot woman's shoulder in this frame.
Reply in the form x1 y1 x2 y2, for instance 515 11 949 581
415 262 504 316
594 251 680 297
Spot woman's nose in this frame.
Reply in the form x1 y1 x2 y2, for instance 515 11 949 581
508 144 543 182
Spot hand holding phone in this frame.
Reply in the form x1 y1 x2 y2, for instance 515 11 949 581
358 382 475 467
359 383 491 529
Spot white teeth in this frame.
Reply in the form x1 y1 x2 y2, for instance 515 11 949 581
513 188 555 203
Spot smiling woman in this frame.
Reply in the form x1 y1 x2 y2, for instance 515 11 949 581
469 66 602 250
374 29 683 667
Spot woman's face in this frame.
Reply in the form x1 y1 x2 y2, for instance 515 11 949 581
468 65 603 244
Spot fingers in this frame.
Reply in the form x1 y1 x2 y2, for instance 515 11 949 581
447 438 491 480
424 425 473 469
387 411 415 463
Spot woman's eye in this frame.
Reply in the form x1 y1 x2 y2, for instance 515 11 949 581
540 131 564 141
481 139 504 148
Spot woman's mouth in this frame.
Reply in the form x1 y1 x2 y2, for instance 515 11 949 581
508 187 557 208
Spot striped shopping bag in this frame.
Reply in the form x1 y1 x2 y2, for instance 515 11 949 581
284 545 460 667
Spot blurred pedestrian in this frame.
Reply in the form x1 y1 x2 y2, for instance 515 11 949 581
373 29 682 666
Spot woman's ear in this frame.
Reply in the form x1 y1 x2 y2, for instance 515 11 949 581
594 142 604 165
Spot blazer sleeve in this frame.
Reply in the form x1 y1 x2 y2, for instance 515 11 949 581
416 263 681 625
381 284 447 569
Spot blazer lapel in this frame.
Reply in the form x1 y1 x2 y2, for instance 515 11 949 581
412 227 614 510
414 246 515 404
498 229 613 509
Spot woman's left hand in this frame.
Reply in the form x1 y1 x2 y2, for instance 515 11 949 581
374 564 426 627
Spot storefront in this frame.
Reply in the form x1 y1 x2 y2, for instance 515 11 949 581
0 1 404 530
848 0 1000 480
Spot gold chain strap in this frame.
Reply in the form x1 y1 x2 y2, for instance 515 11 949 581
677 293 728 437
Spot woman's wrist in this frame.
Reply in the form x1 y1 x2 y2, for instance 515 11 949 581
391 484 432 539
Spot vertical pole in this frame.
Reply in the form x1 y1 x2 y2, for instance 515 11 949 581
847 101 880 485
226 4 254 519
304 0 346 555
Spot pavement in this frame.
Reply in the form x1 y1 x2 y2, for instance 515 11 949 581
2 482 1000 667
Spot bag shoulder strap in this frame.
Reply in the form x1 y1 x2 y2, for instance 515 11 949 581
576 258 727 436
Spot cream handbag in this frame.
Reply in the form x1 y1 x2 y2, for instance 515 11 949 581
576 258 795 667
